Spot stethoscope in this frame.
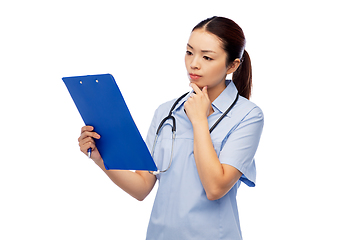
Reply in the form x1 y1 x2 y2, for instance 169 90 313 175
150 92 239 175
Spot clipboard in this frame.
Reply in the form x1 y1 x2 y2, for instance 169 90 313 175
62 73 157 171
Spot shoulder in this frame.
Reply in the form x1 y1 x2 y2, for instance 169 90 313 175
233 95 264 122
157 98 177 111
156 98 177 112
153 97 181 120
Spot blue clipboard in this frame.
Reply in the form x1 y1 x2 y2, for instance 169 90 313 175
62 73 157 171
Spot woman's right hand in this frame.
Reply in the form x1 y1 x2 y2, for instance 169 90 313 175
78 126 102 163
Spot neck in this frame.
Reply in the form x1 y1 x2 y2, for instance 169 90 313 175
207 80 226 102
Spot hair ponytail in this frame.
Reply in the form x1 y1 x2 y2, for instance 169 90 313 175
192 16 252 99
232 50 252 100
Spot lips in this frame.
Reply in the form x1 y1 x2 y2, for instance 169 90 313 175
189 73 201 80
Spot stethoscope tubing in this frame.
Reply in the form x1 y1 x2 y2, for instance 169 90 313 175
209 93 239 133
150 91 239 175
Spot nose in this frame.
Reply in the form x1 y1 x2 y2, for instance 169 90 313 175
190 57 201 70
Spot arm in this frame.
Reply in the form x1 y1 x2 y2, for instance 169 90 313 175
78 126 157 201
184 85 242 201
192 119 242 200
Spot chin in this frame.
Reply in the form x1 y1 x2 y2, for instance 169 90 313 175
189 81 205 88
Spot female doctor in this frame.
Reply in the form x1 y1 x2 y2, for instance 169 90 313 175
78 16 264 240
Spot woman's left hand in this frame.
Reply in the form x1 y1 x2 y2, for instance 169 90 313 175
184 83 211 125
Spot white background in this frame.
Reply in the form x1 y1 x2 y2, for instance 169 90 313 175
1 0 359 239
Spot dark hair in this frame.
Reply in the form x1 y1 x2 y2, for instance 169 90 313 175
192 16 252 99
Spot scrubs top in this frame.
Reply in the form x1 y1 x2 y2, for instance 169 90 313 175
145 80 264 240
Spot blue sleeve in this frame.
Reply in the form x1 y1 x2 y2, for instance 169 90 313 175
219 106 264 187
145 107 160 154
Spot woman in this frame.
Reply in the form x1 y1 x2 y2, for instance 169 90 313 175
78 16 264 240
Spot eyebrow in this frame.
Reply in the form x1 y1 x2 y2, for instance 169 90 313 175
187 43 216 53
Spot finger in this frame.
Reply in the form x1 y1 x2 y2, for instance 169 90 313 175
202 85 208 97
190 83 202 95
78 131 101 142
80 141 96 154
79 136 95 147
79 135 97 148
81 125 94 134
78 131 96 143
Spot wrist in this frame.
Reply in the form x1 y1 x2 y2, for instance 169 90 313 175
191 118 209 131
93 158 105 167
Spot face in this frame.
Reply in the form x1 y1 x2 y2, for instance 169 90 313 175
185 29 233 90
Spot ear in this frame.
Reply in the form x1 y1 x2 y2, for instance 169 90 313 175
226 58 241 74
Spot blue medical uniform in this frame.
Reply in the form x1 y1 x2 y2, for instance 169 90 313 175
145 80 264 240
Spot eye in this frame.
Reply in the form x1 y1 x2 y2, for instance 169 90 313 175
186 50 193 56
203 56 213 61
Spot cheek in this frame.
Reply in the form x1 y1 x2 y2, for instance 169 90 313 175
184 56 190 69
209 64 228 77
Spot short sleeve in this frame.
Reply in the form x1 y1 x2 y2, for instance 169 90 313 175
145 107 160 153
219 106 264 187
145 100 174 153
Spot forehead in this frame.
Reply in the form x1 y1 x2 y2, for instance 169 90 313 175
187 29 224 52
